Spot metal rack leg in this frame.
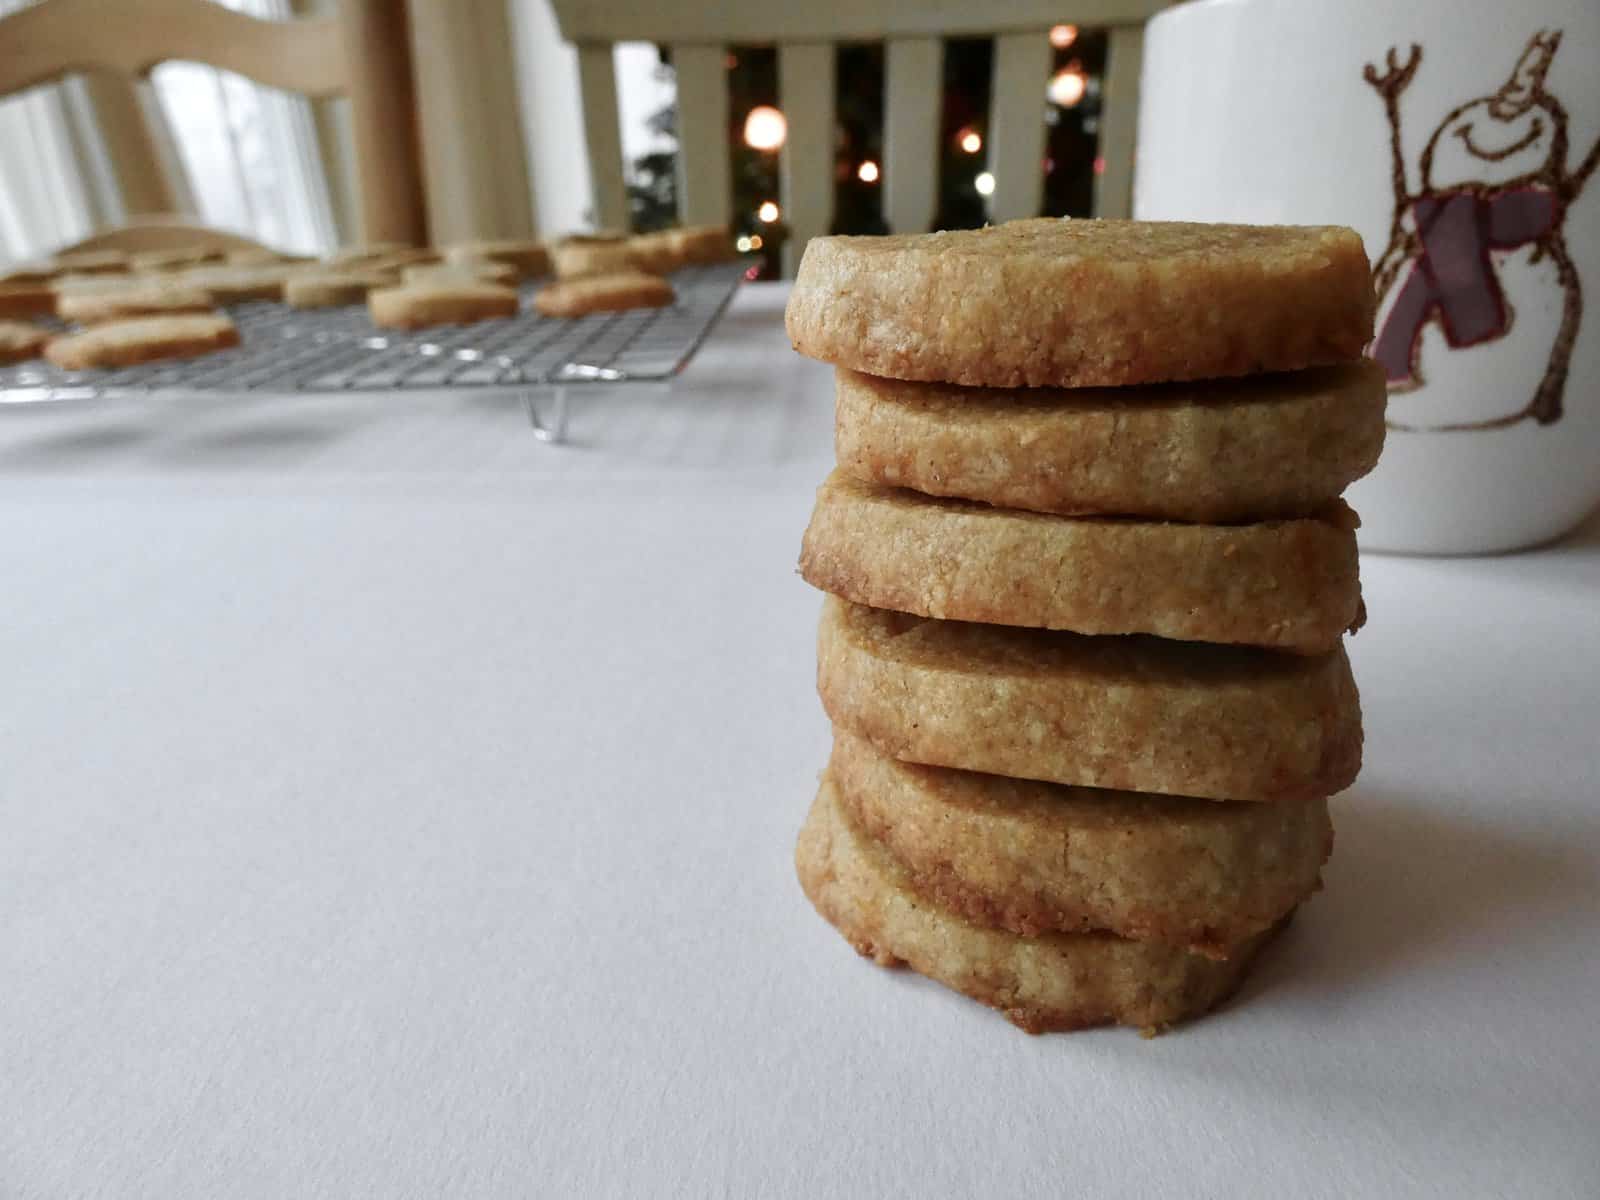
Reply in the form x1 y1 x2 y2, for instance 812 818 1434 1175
524 386 569 444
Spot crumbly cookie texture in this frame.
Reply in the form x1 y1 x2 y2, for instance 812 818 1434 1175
285 271 397 309
367 281 519 330
56 284 215 325
533 271 675 318
801 470 1363 653
44 313 240 370
786 219 1375 388
828 730 1330 955
817 596 1362 803
444 240 550 280
796 778 1284 1034
0 282 59 320
833 361 1387 522
0 320 50 364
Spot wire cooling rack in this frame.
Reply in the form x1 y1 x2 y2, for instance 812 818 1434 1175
0 261 751 443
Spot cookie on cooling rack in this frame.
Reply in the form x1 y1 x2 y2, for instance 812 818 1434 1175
0 320 50 365
0 282 57 320
404 260 520 288
444 240 549 280
367 281 520 330
56 284 216 325
44 313 241 370
285 271 398 309
533 271 674 318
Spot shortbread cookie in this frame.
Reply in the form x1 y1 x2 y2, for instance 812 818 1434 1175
533 271 674 318
445 239 549 279
56 284 214 325
324 242 414 266
179 265 293 304
1 263 58 284
796 779 1282 1033
130 246 224 271
786 219 1374 388
404 260 519 287
0 283 57 319
284 271 395 309
552 239 643 279
828 730 1330 954
44 313 240 370
367 281 519 329
226 247 305 267
626 230 681 275
817 597 1361 803
670 223 736 265
834 362 1387 522
0 320 50 364
800 471 1362 653
50 249 129 276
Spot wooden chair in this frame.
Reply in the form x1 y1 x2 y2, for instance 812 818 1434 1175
548 0 1167 274
0 0 427 253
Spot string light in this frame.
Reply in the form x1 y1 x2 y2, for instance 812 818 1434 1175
748 234 763 250
974 172 996 197
958 129 982 154
1049 24 1078 49
743 106 787 151
1048 67 1087 108
857 160 880 183
757 200 781 223
736 236 752 252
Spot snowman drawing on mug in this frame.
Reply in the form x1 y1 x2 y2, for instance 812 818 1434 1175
1364 31 1598 431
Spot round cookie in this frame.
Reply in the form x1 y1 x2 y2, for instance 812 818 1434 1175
44 314 240 370
786 218 1375 388
828 730 1330 954
368 281 519 329
796 778 1285 1034
834 362 1387 522
56 284 215 325
800 470 1363 653
0 320 50 364
816 596 1362 803
533 271 674 318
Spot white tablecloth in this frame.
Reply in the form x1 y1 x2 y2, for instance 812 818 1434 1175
4 284 1597 1199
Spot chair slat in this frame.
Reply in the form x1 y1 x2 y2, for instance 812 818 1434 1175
1094 23 1143 219
575 43 630 232
777 41 835 277
987 32 1050 224
672 43 732 228
883 36 941 235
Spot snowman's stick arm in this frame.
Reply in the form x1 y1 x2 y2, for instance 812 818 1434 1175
1571 134 1600 197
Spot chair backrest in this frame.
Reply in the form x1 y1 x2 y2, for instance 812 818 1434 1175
0 0 427 246
548 0 1167 274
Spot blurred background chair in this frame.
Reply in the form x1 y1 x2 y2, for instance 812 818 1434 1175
0 0 426 255
547 0 1168 274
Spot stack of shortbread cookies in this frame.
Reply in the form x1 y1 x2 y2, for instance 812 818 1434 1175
786 219 1385 1034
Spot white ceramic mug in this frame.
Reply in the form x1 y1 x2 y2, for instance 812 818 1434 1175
1135 0 1600 553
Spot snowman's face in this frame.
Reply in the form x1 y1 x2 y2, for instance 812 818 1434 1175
1423 99 1558 190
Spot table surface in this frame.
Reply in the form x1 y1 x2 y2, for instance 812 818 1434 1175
4 284 1597 1200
